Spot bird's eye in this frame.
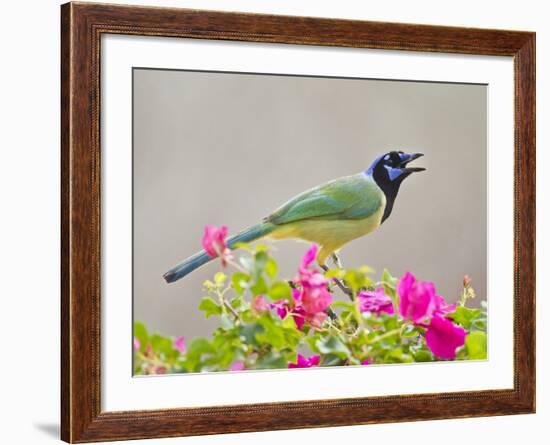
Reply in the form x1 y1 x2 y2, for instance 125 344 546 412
390 152 401 164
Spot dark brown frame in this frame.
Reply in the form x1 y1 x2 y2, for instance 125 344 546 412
61 1 536 442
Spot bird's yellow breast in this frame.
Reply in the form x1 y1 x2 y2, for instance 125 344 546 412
268 194 386 253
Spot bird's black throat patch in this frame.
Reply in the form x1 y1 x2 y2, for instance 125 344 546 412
371 163 412 224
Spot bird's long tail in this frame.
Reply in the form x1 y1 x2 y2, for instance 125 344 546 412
163 222 275 283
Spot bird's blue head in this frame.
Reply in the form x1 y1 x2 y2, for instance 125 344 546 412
366 151 425 183
366 150 425 222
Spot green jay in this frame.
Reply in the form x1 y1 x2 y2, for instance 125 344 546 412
164 150 425 283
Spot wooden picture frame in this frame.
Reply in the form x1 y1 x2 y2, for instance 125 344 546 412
61 2 535 442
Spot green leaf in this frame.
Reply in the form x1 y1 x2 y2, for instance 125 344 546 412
230 295 245 309
255 315 286 349
239 323 263 347
402 324 420 338
231 272 249 295
343 270 366 292
202 279 215 291
281 313 297 330
256 352 288 369
238 255 254 272
254 243 271 253
250 276 268 296
214 272 227 286
133 321 148 352
267 281 292 301
331 301 355 311
451 306 481 330
232 241 251 251
325 269 345 279
220 314 234 330
413 349 434 362
306 334 321 353
265 257 278 279
465 331 487 360
315 336 350 360
343 269 373 292
384 347 414 363
381 268 397 287
381 315 399 331
254 251 269 274
184 337 216 371
320 354 344 366
381 268 397 299
198 296 222 318
150 334 179 362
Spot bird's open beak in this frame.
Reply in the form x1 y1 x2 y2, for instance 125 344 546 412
400 153 426 173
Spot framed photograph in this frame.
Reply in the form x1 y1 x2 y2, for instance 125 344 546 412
61 2 535 442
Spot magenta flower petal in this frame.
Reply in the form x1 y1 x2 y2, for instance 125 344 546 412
309 355 320 366
252 295 269 313
301 244 318 270
301 285 332 315
307 312 327 329
292 306 306 330
288 354 320 368
425 316 467 360
133 337 140 351
295 246 332 318
398 272 437 323
433 295 457 316
229 361 245 371
202 225 229 258
358 288 395 315
361 359 371 365
174 336 186 354
270 299 290 319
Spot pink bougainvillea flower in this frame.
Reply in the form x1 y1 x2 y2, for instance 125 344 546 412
270 289 299 319
288 354 320 368
271 298 307 330
398 272 438 323
300 244 318 270
229 361 245 371
202 225 232 266
425 315 467 360
292 308 307 330
271 247 332 330
433 294 456 317
270 299 290 319
301 284 332 315
307 312 328 329
133 337 140 351
361 359 371 365
252 295 269 313
154 366 167 374
358 288 395 315
173 336 186 354
296 245 332 316
202 225 228 257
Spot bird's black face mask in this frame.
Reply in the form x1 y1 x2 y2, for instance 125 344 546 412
368 150 425 223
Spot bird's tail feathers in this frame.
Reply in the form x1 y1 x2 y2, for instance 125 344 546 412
163 222 275 284
226 222 274 248
163 250 212 283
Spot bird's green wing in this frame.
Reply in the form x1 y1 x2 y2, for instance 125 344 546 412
265 174 383 225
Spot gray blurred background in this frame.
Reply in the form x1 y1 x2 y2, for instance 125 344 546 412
133 68 487 338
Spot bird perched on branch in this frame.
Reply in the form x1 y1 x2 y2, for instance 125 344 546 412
164 151 425 283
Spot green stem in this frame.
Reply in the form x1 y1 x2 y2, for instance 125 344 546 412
367 327 402 344
216 289 240 321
